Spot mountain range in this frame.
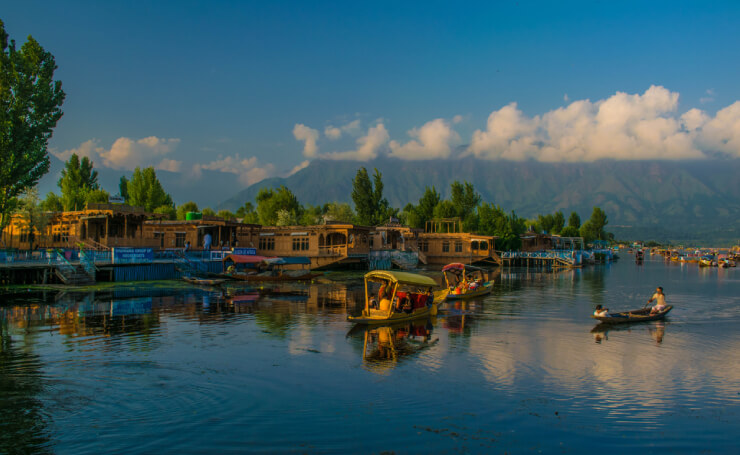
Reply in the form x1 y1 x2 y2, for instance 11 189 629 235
218 158 740 245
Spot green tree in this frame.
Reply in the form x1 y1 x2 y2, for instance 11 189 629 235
126 167 173 212
40 192 62 212
432 200 457 221
300 203 325 225
217 209 236 220
85 188 109 204
477 203 525 251
202 207 215 217
255 185 302 226
405 186 441 229
568 211 581 229
323 202 355 223
0 20 66 232
58 153 100 210
235 202 259 224
552 211 565 235
580 207 609 242
154 205 176 220
119 176 129 202
351 167 394 226
559 226 580 237
450 181 481 220
176 201 199 220
14 188 50 250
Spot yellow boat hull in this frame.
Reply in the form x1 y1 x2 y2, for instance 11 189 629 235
348 290 449 325
446 281 493 300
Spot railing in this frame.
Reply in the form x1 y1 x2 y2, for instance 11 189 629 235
318 246 345 257
501 250 577 265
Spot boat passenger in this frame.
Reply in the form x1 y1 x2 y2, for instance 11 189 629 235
648 287 667 314
226 264 236 275
593 305 609 317
378 287 392 312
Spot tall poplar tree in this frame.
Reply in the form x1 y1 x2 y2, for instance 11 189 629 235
0 20 66 231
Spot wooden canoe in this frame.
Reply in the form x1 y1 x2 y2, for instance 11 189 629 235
592 305 673 324
446 281 494 300
222 271 320 282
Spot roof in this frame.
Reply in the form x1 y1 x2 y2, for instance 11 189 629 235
364 270 438 287
442 263 484 272
223 254 275 264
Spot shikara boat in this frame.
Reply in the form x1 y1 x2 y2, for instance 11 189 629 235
442 263 493 300
348 270 449 325
592 305 673 324
221 254 320 282
182 276 226 286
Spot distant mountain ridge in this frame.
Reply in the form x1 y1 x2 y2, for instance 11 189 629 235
218 158 740 245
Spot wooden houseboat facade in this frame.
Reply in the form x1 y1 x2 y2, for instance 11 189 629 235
143 217 260 250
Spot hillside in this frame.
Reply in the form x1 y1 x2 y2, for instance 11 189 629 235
219 157 740 245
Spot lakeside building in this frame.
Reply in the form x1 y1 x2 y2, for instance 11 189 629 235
255 222 373 269
1 203 158 250
143 217 261 250
417 219 500 265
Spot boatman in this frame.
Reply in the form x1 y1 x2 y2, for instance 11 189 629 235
647 286 667 314
203 233 212 251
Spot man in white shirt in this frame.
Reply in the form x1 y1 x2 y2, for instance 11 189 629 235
648 286 667 313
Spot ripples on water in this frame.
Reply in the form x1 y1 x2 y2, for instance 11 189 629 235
1 255 738 453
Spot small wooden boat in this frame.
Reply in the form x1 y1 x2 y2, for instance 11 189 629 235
182 276 226 286
348 270 449 325
221 254 319 282
442 263 493 300
592 305 673 324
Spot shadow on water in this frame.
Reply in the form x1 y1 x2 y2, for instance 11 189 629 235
346 319 437 374
0 323 53 454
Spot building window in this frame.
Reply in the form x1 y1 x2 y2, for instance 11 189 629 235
442 241 450 253
479 241 488 251
175 233 186 247
259 237 275 250
455 241 463 253
292 237 309 251
420 240 429 252
471 241 479 250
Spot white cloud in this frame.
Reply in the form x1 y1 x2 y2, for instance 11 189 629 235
324 119 361 140
469 86 714 161
56 136 182 170
322 123 390 161
389 118 460 160
192 154 276 186
696 101 740 157
700 88 715 104
287 160 310 176
452 115 464 124
293 124 320 158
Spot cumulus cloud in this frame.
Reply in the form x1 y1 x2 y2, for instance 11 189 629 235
323 123 390 161
55 136 183 170
469 86 713 161
293 124 320 157
696 101 740 157
192 154 276 186
287 160 310 176
324 119 361 140
389 118 460 160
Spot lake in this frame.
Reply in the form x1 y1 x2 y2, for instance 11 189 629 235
1 253 738 454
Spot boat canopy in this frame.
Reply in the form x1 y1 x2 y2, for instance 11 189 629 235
223 254 275 264
442 263 485 273
364 270 438 287
263 256 311 265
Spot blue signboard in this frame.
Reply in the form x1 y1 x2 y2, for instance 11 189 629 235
112 247 154 264
233 247 257 256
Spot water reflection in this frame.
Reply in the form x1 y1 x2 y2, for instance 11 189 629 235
591 321 668 345
348 320 437 373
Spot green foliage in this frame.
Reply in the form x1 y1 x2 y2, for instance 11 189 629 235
40 192 62 212
0 20 66 231
559 226 580 237
404 186 441 229
216 209 236 220
323 202 355 223
235 202 259 224
477 203 525 251
276 209 300 226
568 211 581 229
13 188 50 249
552 211 565 234
432 200 456 220
202 207 215 217
119 176 129 202
154 205 176 220
351 167 393 225
256 185 302 226
58 154 100 210
580 207 610 242
86 189 109 204
300 204 325 225
126 167 173 212
450 181 481 220
176 201 199 220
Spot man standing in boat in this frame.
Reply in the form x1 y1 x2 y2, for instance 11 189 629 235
647 286 667 313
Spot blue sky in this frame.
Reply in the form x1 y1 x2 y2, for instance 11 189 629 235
4 1 740 201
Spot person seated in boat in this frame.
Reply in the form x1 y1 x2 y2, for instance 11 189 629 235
397 296 413 314
593 305 609 317
226 264 236 275
648 286 667 313
378 287 392 312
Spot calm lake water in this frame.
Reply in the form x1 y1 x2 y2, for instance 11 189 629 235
1 253 739 454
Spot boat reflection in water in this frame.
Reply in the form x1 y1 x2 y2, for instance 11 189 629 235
591 320 667 345
348 319 438 373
